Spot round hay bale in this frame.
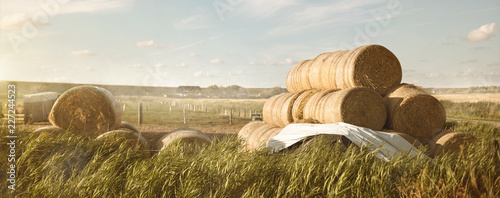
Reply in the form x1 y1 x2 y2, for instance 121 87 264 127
286 60 308 93
336 45 402 95
432 132 475 157
30 126 66 139
286 60 313 93
320 87 386 130
255 127 282 150
48 86 122 137
271 92 293 127
294 118 321 124
320 51 349 90
237 121 266 141
118 121 140 133
298 60 313 91
291 89 319 122
245 123 279 151
385 84 446 142
280 91 306 126
96 129 151 150
263 93 287 124
156 128 211 151
384 131 422 148
303 89 338 120
308 52 334 89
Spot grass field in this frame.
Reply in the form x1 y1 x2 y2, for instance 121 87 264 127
1 94 500 197
433 93 500 103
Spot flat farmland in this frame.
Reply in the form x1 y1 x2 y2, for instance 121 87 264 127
433 93 500 103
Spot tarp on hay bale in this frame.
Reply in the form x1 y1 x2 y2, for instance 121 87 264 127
23 92 58 122
267 123 427 162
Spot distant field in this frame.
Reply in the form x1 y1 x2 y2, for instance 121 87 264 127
433 93 500 103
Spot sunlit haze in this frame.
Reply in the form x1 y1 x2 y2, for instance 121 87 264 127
0 0 499 88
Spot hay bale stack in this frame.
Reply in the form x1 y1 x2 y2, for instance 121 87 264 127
263 92 294 127
286 60 313 93
286 45 401 95
245 123 279 150
245 123 281 151
49 86 122 137
280 91 305 126
237 121 266 140
96 129 151 150
291 89 319 122
263 93 285 124
384 131 422 148
320 87 386 130
319 51 348 90
308 53 334 89
156 128 211 151
385 84 446 142
303 89 338 120
254 127 282 150
431 132 475 157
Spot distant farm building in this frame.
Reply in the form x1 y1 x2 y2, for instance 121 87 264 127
176 86 202 97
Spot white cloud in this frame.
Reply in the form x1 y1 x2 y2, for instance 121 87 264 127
274 58 297 65
188 53 200 57
72 50 96 56
175 63 187 67
427 73 439 78
460 58 478 64
0 12 49 30
174 14 212 30
228 70 243 76
131 64 142 68
466 23 498 42
136 40 168 48
60 0 133 14
40 65 50 69
194 71 203 77
85 66 94 71
453 68 478 77
236 0 298 19
209 58 224 64
487 63 500 67
154 62 165 68
113 54 125 58
248 60 269 65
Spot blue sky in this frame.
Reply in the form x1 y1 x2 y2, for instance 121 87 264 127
0 0 499 88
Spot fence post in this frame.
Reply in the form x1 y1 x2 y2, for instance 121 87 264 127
123 104 126 112
183 108 187 124
169 104 172 112
229 109 233 125
138 103 143 125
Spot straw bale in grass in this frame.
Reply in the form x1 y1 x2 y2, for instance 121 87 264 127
156 128 211 151
49 86 122 137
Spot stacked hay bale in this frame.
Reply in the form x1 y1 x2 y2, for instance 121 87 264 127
240 44 473 156
286 45 402 96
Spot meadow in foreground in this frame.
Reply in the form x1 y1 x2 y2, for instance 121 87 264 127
0 120 498 197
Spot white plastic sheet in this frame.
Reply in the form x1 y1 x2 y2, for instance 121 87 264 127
267 122 426 162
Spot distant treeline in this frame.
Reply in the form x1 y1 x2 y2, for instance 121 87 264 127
0 81 287 99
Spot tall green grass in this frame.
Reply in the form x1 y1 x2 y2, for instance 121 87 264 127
1 121 499 197
441 100 500 121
